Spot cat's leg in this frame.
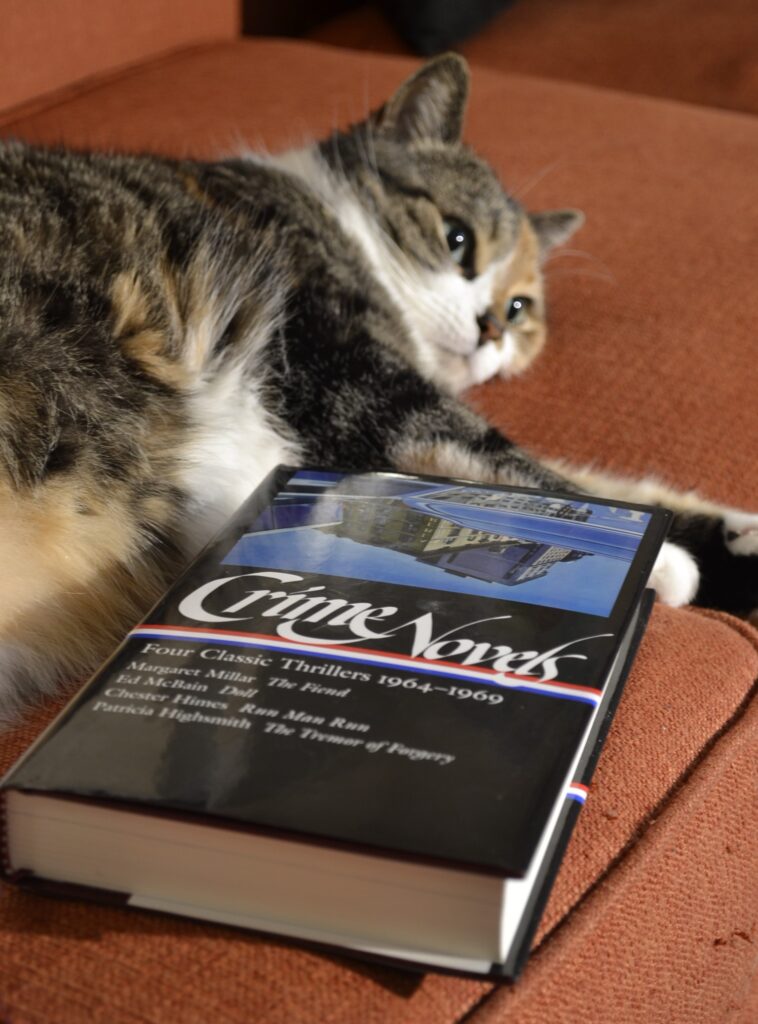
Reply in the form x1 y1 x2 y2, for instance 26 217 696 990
541 462 758 619
271 325 754 614
275 347 697 607
388 429 709 611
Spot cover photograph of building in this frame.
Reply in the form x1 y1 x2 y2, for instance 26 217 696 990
223 472 651 616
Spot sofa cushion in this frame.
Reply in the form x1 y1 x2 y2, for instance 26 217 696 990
472 681 758 1024
0 38 756 1023
309 0 758 116
0 0 239 118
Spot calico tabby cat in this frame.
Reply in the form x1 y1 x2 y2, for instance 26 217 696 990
0 55 755 723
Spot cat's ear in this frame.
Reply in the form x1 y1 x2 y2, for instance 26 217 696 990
375 54 469 145
529 209 585 256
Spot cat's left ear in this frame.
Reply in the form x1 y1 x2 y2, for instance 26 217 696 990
375 54 469 145
529 209 585 256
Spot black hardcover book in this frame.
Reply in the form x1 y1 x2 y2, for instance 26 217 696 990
0 468 666 977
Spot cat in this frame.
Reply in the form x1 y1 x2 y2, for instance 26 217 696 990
0 53 755 724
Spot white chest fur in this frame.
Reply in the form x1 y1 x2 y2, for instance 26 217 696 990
177 364 301 556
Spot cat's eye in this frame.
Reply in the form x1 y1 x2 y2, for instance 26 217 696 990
443 218 475 273
506 296 533 324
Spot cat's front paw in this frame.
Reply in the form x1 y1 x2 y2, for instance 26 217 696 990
669 509 758 619
714 511 758 621
723 510 758 557
649 542 700 607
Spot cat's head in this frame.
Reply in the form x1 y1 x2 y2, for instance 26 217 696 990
318 55 582 391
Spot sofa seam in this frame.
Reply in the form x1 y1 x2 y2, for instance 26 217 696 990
0 39 234 133
457 612 758 1023
692 606 758 656
550 669 757 933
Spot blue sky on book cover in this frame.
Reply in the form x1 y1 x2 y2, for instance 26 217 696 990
223 472 650 616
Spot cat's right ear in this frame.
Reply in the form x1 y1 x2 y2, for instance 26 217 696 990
374 54 470 145
529 209 585 257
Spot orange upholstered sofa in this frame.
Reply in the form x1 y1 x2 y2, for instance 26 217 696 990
1 2 756 1021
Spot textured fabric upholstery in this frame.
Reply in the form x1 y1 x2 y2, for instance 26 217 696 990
0 0 239 118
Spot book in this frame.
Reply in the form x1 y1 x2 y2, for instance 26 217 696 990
0 467 666 977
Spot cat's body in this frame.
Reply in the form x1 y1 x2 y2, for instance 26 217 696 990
0 55 756 722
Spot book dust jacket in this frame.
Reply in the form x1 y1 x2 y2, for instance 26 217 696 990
4 468 667 884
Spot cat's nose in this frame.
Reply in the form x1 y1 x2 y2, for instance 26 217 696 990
477 311 505 346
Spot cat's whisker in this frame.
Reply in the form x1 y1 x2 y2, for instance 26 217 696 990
328 95 350 147
354 132 377 177
329 133 348 181
361 76 373 126
510 158 566 204
227 128 250 159
362 116 380 177
543 248 613 278
544 267 617 285
544 248 597 262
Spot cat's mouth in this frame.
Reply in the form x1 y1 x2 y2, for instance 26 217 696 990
432 312 505 359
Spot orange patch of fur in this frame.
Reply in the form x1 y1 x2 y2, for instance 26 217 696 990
122 328 188 389
494 218 546 375
181 173 215 208
0 469 181 699
112 271 189 389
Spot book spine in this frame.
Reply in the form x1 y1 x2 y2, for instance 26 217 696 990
0 790 16 881
500 591 656 979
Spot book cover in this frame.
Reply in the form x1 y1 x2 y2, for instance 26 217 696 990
0 467 668 975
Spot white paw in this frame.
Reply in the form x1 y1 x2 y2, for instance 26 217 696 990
649 542 700 607
723 511 758 556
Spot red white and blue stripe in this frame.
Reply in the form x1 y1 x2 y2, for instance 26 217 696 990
566 782 589 804
129 624 603 707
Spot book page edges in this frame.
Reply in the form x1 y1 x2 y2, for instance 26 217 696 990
130 892 499 974
4 788 506 962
